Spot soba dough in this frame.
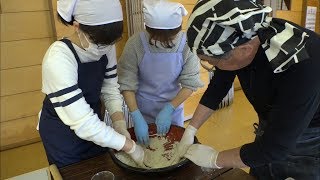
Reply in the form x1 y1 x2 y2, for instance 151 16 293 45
115 136 182 169
143 136 178 168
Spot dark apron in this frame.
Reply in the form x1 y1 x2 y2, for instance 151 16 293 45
250 119 320 180
39 39 109 168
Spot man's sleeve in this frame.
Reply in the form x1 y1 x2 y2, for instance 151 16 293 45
200 68 236 110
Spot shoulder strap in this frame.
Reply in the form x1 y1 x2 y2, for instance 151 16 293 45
177 33 187 53
59 38 81 63
139 32 150 53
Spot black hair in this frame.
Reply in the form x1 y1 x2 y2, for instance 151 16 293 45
57 13 123 45
145 26 182 48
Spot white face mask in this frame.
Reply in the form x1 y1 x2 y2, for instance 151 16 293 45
77 31 110 57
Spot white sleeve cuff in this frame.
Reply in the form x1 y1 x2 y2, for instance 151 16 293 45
105 127 126 151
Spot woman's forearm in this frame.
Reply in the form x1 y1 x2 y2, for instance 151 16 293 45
171 88 193 108
122 90 138 112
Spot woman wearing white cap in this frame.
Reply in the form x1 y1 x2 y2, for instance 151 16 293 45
118 0 203 145
38 0 145 168
175 0 320 179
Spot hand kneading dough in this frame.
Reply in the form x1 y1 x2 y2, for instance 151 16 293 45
115 136 183 169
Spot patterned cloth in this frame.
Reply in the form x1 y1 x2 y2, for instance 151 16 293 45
187 0 310 73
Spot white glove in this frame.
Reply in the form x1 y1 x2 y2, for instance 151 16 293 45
126 141 146 168
177 125 197 156
184 144 222 169
113 120 131 139
171 125 197 164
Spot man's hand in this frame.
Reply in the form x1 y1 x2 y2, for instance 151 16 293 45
171 125 197 164
184 144 221 169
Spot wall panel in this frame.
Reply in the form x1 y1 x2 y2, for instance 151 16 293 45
0 0 54 150
52 0 57 10
0 116 40 150
290 0 303 11
1 38 52 69
1 11 53 41
1 91 44 122
1 66 41 96
0 0 49 12
276 10 302 25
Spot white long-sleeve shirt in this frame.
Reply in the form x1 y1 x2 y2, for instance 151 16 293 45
40 40 125 151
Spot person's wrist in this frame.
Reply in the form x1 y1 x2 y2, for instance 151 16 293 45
211 152 222 169
124 139 135 153
167 103 175 110
130 109 141 121
131 109 140 115
185 125 198 136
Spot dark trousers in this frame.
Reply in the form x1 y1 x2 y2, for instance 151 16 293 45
250 122 320 180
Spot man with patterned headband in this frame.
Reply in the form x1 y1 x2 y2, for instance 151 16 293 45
175 0 320 179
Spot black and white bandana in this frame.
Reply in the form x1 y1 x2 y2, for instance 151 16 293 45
187 0 310 73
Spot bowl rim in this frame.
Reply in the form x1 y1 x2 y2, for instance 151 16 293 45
108 148 191 173
108 124 200 174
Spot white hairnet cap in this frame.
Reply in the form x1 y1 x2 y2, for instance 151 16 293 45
143 0 188 29
57 0 123 26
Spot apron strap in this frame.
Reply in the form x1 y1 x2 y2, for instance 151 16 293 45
60 38 81 63
139 32 150 53
177 33 187 53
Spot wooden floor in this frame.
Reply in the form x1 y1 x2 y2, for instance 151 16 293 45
0 90 258 179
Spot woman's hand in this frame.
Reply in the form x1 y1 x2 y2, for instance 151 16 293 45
155 103 175 135
131 109 149 145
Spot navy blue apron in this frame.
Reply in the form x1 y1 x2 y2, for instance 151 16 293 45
39 39 109 168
